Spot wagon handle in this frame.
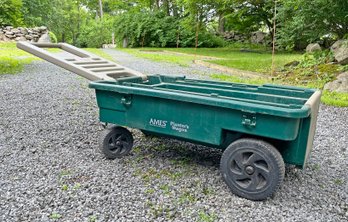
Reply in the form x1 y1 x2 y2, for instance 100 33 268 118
17 41 147 81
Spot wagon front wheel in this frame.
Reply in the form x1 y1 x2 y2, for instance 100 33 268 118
220 138 285 200
99 126 134 159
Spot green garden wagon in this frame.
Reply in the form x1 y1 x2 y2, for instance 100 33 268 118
18 42 321 201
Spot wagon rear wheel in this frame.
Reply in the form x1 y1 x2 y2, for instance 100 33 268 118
220 138 285 200
99 126 134 159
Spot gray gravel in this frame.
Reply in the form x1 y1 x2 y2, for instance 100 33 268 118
0 50 347 222
102 49 219 79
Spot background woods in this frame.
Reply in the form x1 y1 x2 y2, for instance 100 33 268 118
0 0 347 49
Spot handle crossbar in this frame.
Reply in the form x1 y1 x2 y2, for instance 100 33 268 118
17 41 147 81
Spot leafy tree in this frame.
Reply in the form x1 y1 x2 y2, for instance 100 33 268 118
46 0 88 44
277 0 348 50
0 0 23 26
226 0 275 36
77 14 114 47
176 0 217 47
212 0 235 33
113 10 179 47
2 0 346 50
21 0 52 26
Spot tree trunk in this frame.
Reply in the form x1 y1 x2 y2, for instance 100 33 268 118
141 33 145 48
218 13 225 34
194 22 200 61
73 33 76 46
163 0 170 16
151 0 159 10
195 22 199 48
265 19 274 43
172 4 178 17
76 3 81 45
99 0 103 19
123 38 128 48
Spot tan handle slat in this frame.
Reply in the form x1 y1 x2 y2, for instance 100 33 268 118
17 41 147 81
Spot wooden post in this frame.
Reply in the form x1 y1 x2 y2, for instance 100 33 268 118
141 33 145 48
271 0 277 76
123 38 128 48
194 22 199 62
112 32 115 45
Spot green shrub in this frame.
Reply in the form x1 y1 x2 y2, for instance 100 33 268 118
189 32 226 48
77 15 114 48
0 42 37 74
0 57 20 74
113 11 226 48
299 50 335 68
49 31 58 43
114 11 178 48
0 0 23 26
0 56 35 74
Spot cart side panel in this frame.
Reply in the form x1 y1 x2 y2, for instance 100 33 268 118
111 95 223 145
280 117 310 167
95 90 128 112
219 112 300 141
98 93 223 145
95 90 302 147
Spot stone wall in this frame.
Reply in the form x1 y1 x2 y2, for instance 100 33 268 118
222 31 269 45
0 26 49 42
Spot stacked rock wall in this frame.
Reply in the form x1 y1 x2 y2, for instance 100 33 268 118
222 31 269 45
0 26 49 42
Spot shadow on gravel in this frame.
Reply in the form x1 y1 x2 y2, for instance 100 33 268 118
134 134 223 169
133 132 301 175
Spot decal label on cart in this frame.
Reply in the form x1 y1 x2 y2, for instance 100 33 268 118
149 118 167 128
170 121 189 133
149 118 190 133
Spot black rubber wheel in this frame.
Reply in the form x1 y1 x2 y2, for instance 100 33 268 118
220 138 285 200
99 126 134 159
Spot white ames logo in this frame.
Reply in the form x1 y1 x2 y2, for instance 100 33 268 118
149 118 167 128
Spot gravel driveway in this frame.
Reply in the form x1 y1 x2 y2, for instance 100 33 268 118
0 50 347 221
101 49 219 79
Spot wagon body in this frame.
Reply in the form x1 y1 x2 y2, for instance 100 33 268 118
17 42 322 200
89 75 321 168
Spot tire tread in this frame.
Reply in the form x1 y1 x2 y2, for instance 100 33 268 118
220 138 285 200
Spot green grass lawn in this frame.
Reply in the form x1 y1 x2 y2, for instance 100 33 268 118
0 42 113 75
120 48 196 67
209 53 301 73
0 42 38 74
121 47 302 73
165 48 302 74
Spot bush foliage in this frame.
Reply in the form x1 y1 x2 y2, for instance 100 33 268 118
113 11 224 48
0 0 347 49
77 15 115 48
